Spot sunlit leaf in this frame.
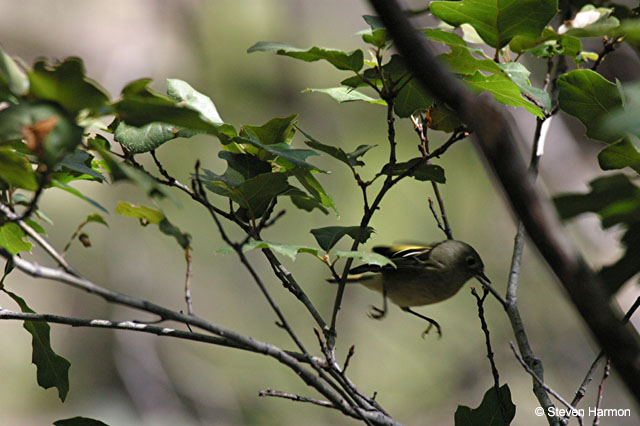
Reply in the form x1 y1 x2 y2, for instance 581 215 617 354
247 42 364 72
0 222 32 254
217 240 321 261
0 147 38 190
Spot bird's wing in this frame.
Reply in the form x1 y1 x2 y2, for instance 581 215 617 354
372 244 443 271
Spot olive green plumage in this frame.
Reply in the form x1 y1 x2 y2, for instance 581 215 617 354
330 240 490 336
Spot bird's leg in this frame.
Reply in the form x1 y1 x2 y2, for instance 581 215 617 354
401 307 442 338
368 285 388 319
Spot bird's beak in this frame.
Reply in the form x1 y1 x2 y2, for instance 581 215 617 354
476 272 491 285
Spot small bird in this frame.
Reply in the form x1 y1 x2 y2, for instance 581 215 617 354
330 240 490 337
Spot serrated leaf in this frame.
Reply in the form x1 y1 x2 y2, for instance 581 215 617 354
0 147 38 190
454 384 515 426
557 69 623 142
0 222 32 254
463 71 544 118
5 291 71 402
311 226 374 251
247 42 364 72
431 0 558 48
28 57 110 115
334 250 395 268
218 240 321 260
303 87 386 105
0 47 29 96
50 180 109 213
54 417 110 426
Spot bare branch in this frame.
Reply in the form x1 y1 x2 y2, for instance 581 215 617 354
510 342 584 426
259 388 335 408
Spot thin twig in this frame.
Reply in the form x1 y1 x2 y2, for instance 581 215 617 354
593 359 610 426
591 37 620 71
427 196 446 235
471 287 508 425
259 388 335 408
510 342 584 426
184 248 194 315
561 296 640 424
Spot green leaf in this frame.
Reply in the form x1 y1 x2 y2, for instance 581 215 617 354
553 174 640 228
235 135 322 171
114 121 201 154
0 147 38 190
599 222 640 294
166 78 223 124
115 201 164 224
439 45 505 76
558 70 623 143
28 57 110 115
86 213 109 227
217 151 272 186
54 417 110 426
116 202 190 249
24 219 46 234
292 168 338 214
247 42 364 72
382 158 446 183
112 78 221 136
217 240 321 260
50 180 109 214
0 47 29 96
424 28 467 47
454 384 515 425
604 84 640 142
242 115 298 145
300 126 375 167
0 222 32 254
5 290 71 402
463 71 544 118
554 174 640 294
310 226 374 251
598 136 640 173
394 79 434 118
0 102 84 166
54 150 107 182
358 16 389 47
509 28 582 59
334 250 395 268
431 0 558 48
498 62 551 112
427 103 462 133
303 87 386 105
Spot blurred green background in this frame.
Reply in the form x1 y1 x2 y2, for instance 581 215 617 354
1 1 638 425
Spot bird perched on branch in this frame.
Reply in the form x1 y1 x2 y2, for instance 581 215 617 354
329 240 490 337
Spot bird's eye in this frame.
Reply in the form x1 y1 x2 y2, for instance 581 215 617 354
466 256 476 267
